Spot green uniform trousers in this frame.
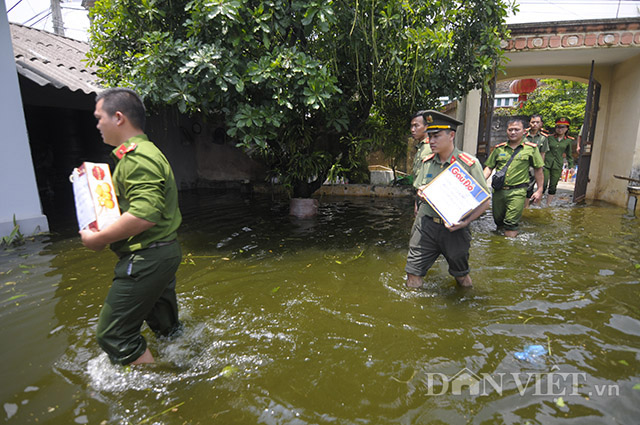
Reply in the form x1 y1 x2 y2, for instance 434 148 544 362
405 215 471 278
491 187 527 231
526 168 537 198
97 242 182 365
543 166 562 195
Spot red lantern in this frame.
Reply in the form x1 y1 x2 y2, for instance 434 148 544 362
509 79 537 107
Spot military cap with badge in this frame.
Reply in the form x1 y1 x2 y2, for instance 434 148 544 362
423 110 464 133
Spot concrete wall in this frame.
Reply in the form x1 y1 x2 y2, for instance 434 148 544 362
461 90 482 154
146 108 266 189
145 109 199 190
488 115 531 146
195 139 266 183
593 54 640 205
0 4 49 238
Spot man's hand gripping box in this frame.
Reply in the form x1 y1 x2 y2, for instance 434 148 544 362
70 162 120 230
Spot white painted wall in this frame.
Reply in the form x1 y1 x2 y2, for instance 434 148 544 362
0 3 49 238
594 54 640 205
461 89 482 154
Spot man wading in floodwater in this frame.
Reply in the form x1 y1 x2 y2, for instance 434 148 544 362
483 118 544 237
405 111 490 289
410 110 432 215
80 88 183 365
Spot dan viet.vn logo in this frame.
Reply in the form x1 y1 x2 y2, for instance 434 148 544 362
423 368 619 398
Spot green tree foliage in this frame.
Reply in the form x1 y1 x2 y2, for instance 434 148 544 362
500 79 588 135
87 0 515 197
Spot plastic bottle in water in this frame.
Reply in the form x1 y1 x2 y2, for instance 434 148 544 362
514 344 547 366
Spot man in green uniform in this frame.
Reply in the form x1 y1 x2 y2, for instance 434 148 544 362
543 117 575 206
405 111 490 289
410 110 432 183
483 118 544 238
524 114 549 207
410 110 432 215
80 88 182 365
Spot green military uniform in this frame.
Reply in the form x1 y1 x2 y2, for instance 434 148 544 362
97 134 183 365
543 134 574 195
524 130 549 198
405 147 489 278
524 130 549 154
412 138 432 190
485 139 544 231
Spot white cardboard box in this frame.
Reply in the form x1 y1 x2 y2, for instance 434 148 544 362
70 162 120 230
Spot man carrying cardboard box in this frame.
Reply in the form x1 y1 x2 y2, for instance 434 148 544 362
405 110 490 289
80 88 182 366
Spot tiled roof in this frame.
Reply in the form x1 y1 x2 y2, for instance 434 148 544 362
10 23 102 95
503 18 640 51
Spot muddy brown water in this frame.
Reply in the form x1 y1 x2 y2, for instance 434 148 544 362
1 190 639 424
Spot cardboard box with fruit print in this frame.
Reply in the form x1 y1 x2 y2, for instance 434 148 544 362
70 162 120 230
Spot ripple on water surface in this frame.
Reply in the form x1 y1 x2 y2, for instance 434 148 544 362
1 194 640 424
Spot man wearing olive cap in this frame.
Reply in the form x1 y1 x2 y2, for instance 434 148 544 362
405 110 490 289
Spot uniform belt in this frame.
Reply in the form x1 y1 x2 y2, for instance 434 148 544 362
501 183 528 190
117 239 177 259
147 239 176 249
429 216 444 224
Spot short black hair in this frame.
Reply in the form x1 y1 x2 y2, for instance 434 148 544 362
507 118 526 128
412 110 427 123
530 114 543 122
96 88 146 130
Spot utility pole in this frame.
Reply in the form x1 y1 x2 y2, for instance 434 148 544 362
50 0 65 36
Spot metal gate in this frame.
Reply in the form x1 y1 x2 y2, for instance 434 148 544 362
476 75 497 165
573 61 601 203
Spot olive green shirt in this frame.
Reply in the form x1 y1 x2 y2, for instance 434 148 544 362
545 135 574 170
412 138 433 190
110 134 182 255
524 130 549 154
485 139 544 187
415 148 489 219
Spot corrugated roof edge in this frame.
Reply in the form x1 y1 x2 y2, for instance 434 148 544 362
10 23 103 95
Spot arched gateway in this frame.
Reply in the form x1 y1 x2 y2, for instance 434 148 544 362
459 18 640 209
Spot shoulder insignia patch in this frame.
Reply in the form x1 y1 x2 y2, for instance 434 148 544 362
423 153 436 162
524 141 538 148
541 130 549 136
457 152 476 166
495 142 507 147
115 142 138 159
567 135 575 140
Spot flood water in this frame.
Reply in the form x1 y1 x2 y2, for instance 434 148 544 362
1 189 639 424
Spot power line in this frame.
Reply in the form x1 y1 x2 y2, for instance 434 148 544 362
31 11 53 27
7 0 24 14
616 0 622 18
22 8 51 25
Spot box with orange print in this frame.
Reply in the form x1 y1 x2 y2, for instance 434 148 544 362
70 162 120 231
